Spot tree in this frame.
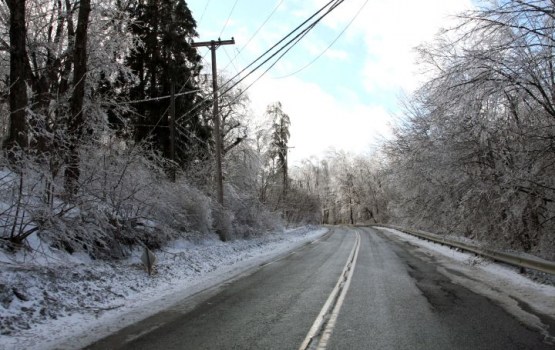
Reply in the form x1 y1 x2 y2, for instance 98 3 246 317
218 76 249 157
3 0 28 154
124 0 207 168
0 0 138 196
382 0 555 258
266 101 290 195
64 0 91 194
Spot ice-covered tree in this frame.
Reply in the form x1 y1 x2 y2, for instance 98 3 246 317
383 0 555 258
266 101 290 195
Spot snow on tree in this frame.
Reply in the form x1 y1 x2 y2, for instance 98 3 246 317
266 101 290 195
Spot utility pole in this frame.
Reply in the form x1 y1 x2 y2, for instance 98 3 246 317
191 38 235 206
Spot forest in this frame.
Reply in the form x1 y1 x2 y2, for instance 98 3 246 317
1 0 554 261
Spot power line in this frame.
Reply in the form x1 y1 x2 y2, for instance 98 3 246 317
221 0 285 72
220 0 345 96
219 0 343 91
275 0 370 79
223 46 241 76
139 48 212 142
221 23 318 104
197 0 211 26
174 0 346 131
118 89 201 104
219 0 240 37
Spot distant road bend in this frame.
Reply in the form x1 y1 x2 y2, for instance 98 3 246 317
87 227 554 350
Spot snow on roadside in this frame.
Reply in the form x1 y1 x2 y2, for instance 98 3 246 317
0 226 328 350
375 226 555 343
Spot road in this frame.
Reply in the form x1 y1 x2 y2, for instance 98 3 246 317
86 227 554 349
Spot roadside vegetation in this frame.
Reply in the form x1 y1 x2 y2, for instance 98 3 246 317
1 0 554 263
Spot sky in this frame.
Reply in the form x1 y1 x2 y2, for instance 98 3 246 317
187 0 475 164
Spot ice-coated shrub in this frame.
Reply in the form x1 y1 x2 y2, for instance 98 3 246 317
224 184 282 238
153 178 212 235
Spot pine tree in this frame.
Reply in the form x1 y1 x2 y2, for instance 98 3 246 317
125 0 210 167
267 102 290 194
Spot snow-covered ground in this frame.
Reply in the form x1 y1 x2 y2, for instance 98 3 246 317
0 226 328 350
376 227 555 344
2 225 553 349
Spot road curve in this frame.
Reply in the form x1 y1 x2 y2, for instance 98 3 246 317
86 227 554 350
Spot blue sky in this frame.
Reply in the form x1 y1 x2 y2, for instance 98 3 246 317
187 0 474 163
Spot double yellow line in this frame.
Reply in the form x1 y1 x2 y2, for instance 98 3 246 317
299 230 361 350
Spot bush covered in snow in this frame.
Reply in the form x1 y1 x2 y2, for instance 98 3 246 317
0 139 287 260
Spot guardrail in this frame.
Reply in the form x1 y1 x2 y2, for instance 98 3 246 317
369 224 555 275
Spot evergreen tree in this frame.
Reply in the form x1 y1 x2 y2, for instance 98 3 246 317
125 0 210 167
266 102 290 194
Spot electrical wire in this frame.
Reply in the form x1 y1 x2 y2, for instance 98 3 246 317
219 0 240 37
174 0 346 135
218 0 342 92
221 0 285 72
223 46 241 77
197 0 211 27
118 89 202 104
275 0 370 79
139 49 212 141
219 0 344 97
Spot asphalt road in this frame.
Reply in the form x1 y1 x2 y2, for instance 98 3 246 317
86 227 554 350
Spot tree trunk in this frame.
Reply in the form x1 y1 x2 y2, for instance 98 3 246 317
282 150 288 195
349 197 354 225
64 0 91 195
4 0 28 154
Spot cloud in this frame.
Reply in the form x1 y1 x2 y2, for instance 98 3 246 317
292 0 473 93
303 41 349 61
189 0 476 162
236 1 475 162
324 48 349 60
320 0 474 93
248 76 392 164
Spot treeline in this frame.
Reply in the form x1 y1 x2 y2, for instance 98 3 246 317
0 0 319 259
289 151 389 226
367 0 553 259
292 1 555 260
385 0 555 259
3 0 553 260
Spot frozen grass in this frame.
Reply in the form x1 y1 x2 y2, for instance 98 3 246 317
0 226 328 350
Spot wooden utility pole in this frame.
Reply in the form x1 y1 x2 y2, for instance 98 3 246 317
191 38 235 205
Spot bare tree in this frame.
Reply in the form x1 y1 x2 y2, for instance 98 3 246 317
383 0 555 258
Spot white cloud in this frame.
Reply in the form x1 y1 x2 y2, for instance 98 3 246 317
244 0 475 162
190 0 476 162
310 0 474 93
303 41 349 61
248 76 392 164
324 48 349 61
363 0 471 93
